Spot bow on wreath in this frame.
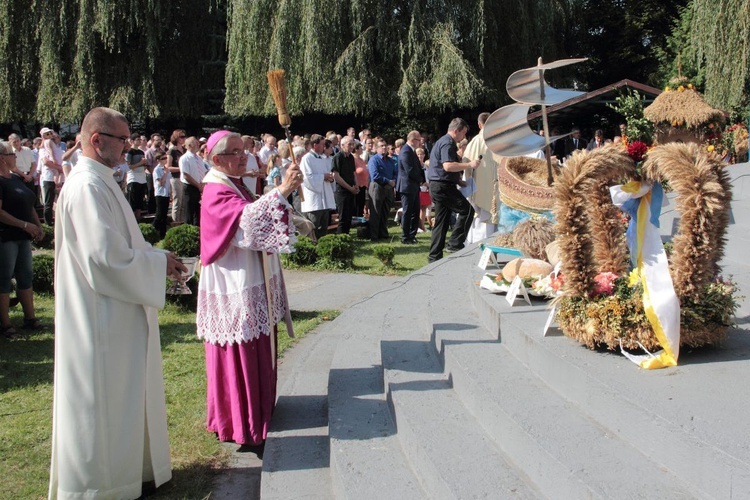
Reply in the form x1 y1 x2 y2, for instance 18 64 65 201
610 181 680 369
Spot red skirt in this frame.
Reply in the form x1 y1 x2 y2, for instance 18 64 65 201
419 190 432 207
204 331 278 445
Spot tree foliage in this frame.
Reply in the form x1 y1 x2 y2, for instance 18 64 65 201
572 0 688 90
689 0 749 117
224 0 577 117
0 0 219 123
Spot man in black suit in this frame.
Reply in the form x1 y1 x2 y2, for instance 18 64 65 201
396 130 423 244
563 127 587 158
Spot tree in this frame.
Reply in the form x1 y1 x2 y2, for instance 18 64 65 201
572 0 688 90
223 0 578 118
0 0 220 123
690 0 749 118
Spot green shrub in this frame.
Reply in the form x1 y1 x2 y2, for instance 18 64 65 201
163 224 200 257
139 223 161 245
33 224 55 250
315 234 354 268
372 244 395 266
281 235 318 267
32 254 55 294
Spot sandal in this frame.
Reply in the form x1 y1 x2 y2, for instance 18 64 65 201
22 318 43 330
1 325 20 340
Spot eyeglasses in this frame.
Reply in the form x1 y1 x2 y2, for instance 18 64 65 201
98 131 129 144
179 135 186 139
216 150 246 158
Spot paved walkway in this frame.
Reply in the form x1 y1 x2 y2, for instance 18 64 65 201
209 269 403 499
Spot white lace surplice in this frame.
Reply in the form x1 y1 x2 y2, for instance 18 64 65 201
197 191 295 346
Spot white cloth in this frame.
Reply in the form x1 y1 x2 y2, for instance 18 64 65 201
300 152 335 212
466 208 498 244
14 146 35 174
49 156 171 499
242 153 260 195
179 150 206 185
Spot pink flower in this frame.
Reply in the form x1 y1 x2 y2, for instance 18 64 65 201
593 272 618 296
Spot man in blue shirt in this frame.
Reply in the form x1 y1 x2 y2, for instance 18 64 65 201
427 118 480 262
367 140 397 241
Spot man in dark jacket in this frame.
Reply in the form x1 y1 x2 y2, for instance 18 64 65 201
396 131 424 244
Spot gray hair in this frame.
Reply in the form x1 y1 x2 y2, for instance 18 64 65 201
0 140 11 155
448 118 469 133
209 132 242 167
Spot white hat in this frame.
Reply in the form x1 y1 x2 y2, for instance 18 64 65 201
199 137 207 143
39 127 53 136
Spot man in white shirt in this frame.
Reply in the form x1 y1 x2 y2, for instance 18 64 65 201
49 106 185 499
300 134 336 238
258 134 278 167
9 133 36 192
38 127 62 224
179 136 206 225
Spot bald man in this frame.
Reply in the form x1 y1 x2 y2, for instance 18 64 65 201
49 107 185 499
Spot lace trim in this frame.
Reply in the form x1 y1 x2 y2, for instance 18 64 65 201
237 192 297 253
197 274 287 346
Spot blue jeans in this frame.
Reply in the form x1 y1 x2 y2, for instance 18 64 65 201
0 239 33 293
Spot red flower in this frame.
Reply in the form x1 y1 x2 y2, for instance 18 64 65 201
593 272 618 296
627 141 649 163
550 273 564 292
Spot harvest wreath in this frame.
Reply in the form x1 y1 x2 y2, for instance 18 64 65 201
552 143 739 356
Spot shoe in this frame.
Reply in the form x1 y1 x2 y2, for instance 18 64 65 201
1 324 20 339
401 239 417 245
445 244 464 253
22 318 43 330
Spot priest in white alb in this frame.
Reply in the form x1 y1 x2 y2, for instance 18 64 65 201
462 112 499 243
49 107 186 499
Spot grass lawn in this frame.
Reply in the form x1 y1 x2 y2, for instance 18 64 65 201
0 294 337 499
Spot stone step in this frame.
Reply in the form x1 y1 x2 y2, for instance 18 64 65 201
427 271 695 498
261 320 342 499
382 335 542 499
468 264 750 498
327 303 424 498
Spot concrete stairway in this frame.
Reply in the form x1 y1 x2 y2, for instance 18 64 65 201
261 163 750 499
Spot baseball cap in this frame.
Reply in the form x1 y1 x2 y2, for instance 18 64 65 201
40 127 53 136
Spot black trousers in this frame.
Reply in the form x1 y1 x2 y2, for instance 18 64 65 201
42 181 56 225
153 196 170 238
334 188 356 234
354 188 367 217
368 182 394 240
428 181 474 262
146 174 156 214
183 184 201 226
400 189 420 242
304 209 330 239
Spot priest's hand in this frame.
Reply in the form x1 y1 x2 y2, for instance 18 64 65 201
279 165 304 198
166 253 188 281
